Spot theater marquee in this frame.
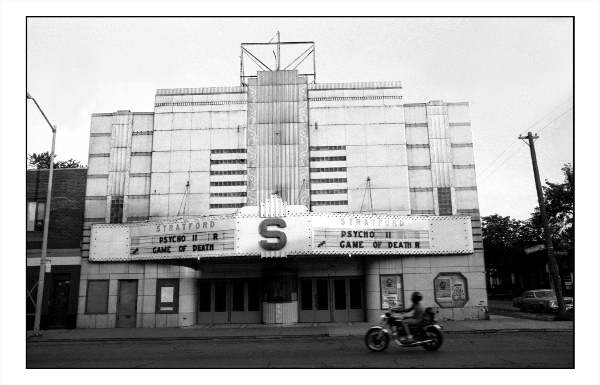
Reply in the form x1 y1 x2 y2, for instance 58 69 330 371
90 207 473 262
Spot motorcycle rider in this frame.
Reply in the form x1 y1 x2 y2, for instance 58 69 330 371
392 291 425 343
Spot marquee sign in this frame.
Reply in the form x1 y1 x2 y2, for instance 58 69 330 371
311 216 431 253
90 206 473 262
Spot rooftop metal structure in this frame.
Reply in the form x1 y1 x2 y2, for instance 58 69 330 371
240 32 316 86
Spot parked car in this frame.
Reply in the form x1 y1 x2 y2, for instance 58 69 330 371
512 290 574 313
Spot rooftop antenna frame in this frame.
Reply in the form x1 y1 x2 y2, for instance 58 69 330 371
240 32 316 87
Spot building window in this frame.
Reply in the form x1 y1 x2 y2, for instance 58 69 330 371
156 279 179 314
210 159 247 164
27 201 45 231
310 189 348 195
310 167 347 173
210 181 247 186
85 280 109 314
438 187 452 215
311 200 348 206
309 156 347 162
310 178 347 184
209 203 245 209
110 196 124 223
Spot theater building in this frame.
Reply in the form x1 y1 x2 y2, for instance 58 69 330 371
78 40 487 329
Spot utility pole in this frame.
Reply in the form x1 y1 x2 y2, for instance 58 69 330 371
519 131 566 313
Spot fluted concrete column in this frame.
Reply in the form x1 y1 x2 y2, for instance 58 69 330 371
178 267 197 327
364 257 382 323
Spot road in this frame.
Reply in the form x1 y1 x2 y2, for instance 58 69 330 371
27 331 573 369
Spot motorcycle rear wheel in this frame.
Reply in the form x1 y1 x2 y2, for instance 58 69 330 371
422 328 443 351
365 329 390 352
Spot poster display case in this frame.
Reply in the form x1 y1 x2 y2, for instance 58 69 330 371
380 275 404 309
433 272 469 308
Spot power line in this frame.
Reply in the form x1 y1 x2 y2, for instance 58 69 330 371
477 138 519 178
536 107 573 134
478 105 573 185
478 142 527 184
477 97 572 182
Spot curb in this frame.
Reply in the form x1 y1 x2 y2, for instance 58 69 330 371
25 328 571 343
443 329 573 334
26 334 330 344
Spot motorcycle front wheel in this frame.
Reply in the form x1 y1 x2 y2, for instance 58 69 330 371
422 328 443 351
365 329 390 352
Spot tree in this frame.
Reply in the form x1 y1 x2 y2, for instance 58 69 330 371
482 214 544 295
531 163 574 245
28 152 85 169
530 163 574 276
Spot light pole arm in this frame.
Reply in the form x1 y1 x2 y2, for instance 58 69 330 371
27 93 56 133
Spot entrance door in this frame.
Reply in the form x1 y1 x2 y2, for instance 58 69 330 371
198 279 262 324
333 278 364 322
117 280 138 328
299 277 364 323
48 274 70 328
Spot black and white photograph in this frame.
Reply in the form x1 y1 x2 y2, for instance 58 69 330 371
2 1 599 385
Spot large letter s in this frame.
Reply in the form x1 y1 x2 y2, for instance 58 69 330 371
258 218 287 250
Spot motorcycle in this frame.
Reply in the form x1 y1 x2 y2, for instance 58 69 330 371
364 307 443 352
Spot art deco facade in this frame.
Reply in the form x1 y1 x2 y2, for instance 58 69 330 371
79 47 486 329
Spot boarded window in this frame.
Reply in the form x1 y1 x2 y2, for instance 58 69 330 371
86 280 109 314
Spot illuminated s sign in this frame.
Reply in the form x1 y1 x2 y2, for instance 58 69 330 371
258 218 288 250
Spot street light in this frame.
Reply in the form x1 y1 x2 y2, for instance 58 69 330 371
27 92 57 336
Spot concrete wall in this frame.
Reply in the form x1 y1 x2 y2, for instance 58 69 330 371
150 88 247 220
364 249 488 323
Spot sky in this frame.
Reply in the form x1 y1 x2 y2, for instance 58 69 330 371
23 17 574 220
3 2 600 385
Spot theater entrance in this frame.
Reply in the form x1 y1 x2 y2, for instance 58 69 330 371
298 277 364 323
197 279 262 324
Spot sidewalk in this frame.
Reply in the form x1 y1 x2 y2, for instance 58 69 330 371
26 315 573 343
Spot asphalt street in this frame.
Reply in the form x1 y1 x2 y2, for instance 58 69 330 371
27 331 573 369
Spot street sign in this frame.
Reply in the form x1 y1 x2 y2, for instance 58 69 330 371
45 260 51 273
524 244 546 254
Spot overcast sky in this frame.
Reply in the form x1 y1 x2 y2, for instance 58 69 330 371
25 17 573 220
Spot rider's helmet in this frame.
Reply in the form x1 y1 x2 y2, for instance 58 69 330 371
411 291 423 303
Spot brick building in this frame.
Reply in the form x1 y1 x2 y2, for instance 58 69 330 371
27 168 87 329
